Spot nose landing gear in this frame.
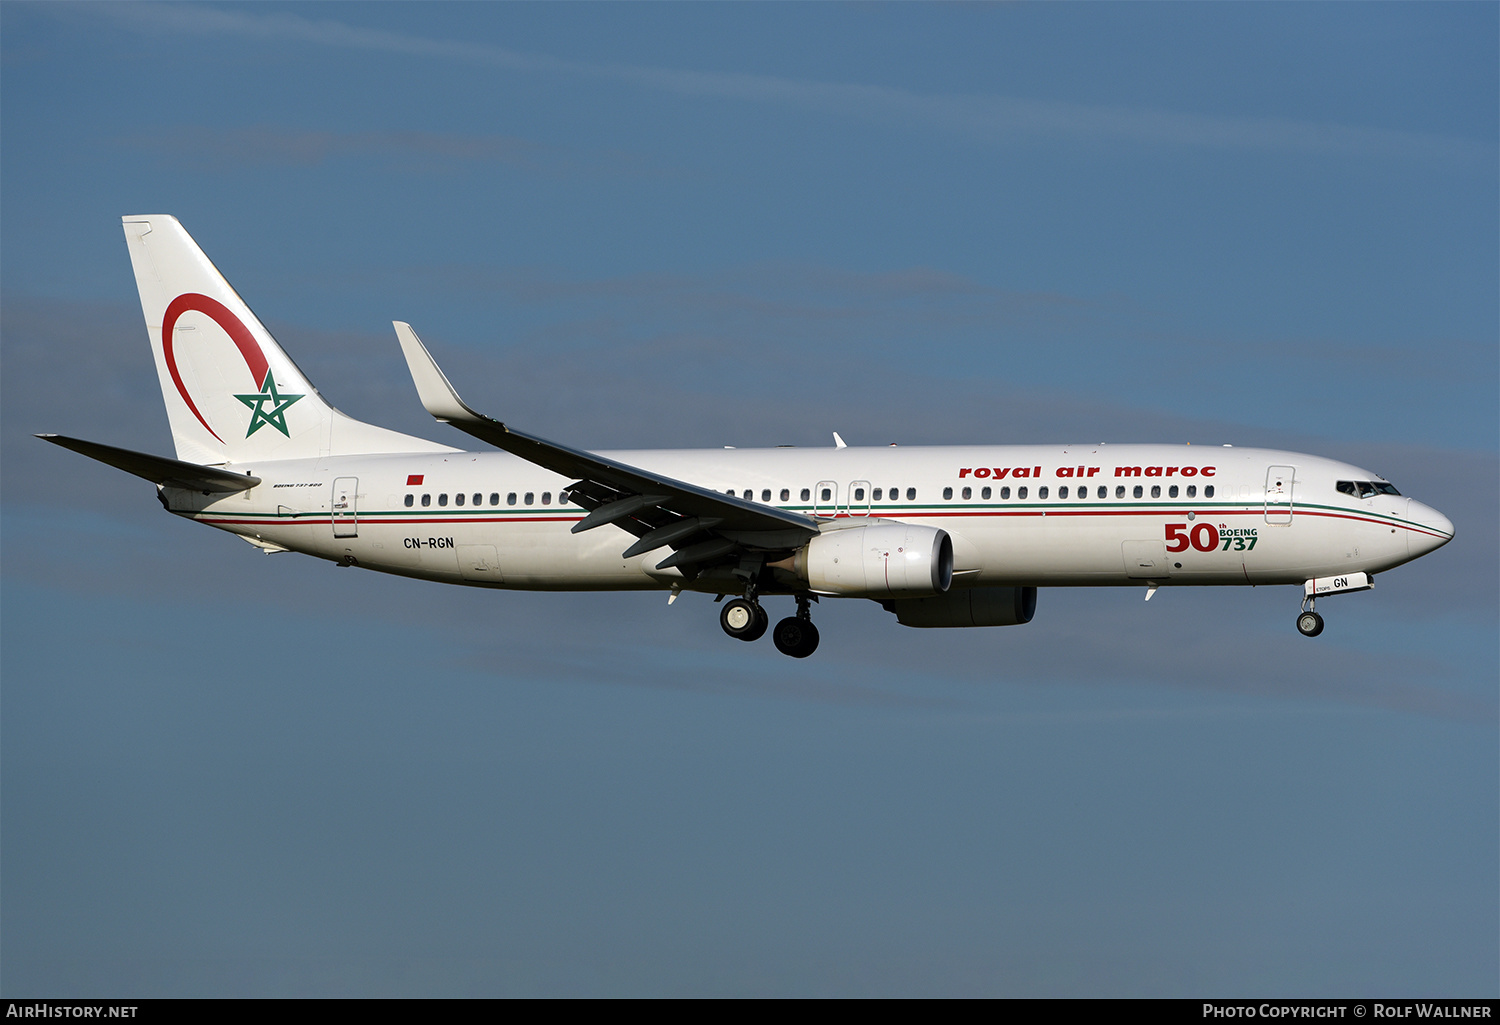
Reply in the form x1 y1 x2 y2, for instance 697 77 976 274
1296 596 1325 637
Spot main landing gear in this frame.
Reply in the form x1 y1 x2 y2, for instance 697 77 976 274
720 597 768 642
718 592 819 658
773 596 820 659
1296 595 1325 638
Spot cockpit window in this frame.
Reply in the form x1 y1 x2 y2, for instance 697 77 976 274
1338 479 1401 498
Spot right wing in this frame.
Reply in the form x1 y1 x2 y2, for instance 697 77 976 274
393 323 819 575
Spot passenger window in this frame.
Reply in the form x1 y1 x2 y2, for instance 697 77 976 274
855 487 866 501
1115 486 1125 499
943 487 953 500
780 489 790 502
872 488 883 501
1097 486 1106 499
1132 485 1143 498
542 492 551 505
1001 486 1011 500
889 486 899 500
1018 486 1028 500
404 494 414 507
524 492 534 506
1186 485 1196 498
1204 485 1215 498
438 493 448 507
490 493 499 506
762 489 772 502
1151 485 1161 498
982 486 991 500
906 488 916 501
743 490 753 500
473 493 482 506
507 492 517 506
422 494 431 507
1169 485 1178 498
1038 486 1049 500
801 488 811 502
821 488 832 501
1058 486 1068 499
961 487 971 500
455 493 465 506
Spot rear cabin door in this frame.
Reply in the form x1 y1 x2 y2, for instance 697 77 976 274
1265 466 1295 525
332 477 359 537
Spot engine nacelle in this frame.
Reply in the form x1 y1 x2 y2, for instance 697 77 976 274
890 586 1037 628
793 524 953 598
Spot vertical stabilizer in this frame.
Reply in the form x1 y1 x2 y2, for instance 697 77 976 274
122 215 452 464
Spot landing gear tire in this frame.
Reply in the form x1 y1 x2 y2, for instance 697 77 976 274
721 598 767 641
1296 610 1324 638
773 617 820 658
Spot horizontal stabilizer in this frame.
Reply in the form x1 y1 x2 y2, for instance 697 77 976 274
36 434 260 493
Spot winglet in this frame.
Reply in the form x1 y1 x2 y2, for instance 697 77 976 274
393 321 486 424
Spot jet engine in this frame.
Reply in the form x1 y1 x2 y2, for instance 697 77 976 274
889 586 1037 628
786 523 953 598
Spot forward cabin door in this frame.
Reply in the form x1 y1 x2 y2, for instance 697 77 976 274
1265 466 1295 525
332 477 358 537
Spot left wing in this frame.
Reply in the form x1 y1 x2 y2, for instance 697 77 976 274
393 322 818 575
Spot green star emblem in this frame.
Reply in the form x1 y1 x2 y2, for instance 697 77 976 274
234 372 304 438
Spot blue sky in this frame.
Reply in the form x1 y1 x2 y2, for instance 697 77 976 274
2 2 1495 996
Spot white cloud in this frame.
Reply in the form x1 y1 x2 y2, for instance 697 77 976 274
95 2 1489 163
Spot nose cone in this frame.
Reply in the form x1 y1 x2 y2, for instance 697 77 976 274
1406 499 1455 559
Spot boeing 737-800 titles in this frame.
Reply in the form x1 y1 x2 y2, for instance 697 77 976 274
39 216 1455 658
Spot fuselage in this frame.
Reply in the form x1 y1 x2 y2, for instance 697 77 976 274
169 442 1453 595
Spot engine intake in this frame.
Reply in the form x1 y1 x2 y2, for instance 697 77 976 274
791 524 953 598
891 586 1037 628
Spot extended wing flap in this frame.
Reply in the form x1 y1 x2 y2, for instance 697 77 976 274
393 323 819 559
37 434 261 492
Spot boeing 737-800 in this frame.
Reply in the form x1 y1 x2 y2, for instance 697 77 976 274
38 216 1455 658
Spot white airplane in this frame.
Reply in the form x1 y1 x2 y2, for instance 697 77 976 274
39 216 1454 658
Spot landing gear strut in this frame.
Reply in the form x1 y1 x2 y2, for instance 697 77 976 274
772 595 820 658
1296 595 1324 638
